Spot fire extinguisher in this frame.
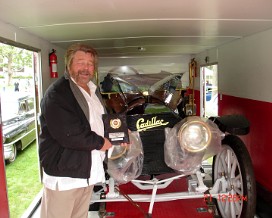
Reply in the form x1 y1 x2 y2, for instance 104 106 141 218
49 49 58 78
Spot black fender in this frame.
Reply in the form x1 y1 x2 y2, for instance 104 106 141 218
209 114 250 135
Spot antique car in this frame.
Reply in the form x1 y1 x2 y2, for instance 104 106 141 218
1 93 36 163
92 66 256 218
100 66 185 116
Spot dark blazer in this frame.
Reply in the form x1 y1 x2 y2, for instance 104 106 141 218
39 73 106 179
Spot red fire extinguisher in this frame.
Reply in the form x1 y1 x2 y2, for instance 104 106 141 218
49 49 58 78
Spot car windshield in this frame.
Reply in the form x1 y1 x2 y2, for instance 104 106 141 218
101 66 183 95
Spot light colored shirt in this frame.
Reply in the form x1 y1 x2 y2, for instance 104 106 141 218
43 80 106 191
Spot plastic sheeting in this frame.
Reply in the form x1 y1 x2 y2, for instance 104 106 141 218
164 116 224 175
107 131 144 184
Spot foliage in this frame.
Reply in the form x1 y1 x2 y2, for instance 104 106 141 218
12 75 33 79
0 43 33 85
5 141 42 218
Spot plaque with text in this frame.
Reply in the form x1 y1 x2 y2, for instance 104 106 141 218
103 113 129 144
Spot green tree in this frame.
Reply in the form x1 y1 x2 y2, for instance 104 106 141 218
0 43 33 86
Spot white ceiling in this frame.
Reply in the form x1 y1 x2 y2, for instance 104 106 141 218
1 0 272 72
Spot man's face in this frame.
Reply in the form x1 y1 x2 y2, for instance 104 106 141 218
69 51 95 87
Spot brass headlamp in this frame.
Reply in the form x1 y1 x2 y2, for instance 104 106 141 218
178 118 211 152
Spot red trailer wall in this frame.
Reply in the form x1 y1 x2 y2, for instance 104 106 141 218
218 94 272 192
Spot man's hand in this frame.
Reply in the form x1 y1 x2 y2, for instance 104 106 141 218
100 137 112 151
120 142 128 147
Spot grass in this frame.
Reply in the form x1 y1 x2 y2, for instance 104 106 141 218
5 141 42 218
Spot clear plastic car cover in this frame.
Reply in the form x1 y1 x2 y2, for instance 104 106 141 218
164 116 224 174
107 131 144 185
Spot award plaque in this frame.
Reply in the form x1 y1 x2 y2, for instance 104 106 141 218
103 113 129 144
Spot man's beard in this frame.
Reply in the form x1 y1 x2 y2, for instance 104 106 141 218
69 69 93 86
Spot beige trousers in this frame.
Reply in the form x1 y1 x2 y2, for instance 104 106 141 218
40 185 94 218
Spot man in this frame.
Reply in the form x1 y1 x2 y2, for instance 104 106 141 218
39 43 116 218
14 80 19 91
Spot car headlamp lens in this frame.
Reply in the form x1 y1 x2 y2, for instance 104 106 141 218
178 120 211 152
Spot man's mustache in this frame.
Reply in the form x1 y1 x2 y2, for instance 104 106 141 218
78 70 90 75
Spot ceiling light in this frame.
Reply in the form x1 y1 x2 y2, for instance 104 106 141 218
138 46 146 51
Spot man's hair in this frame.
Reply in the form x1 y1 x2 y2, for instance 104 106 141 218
65 43 98 72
